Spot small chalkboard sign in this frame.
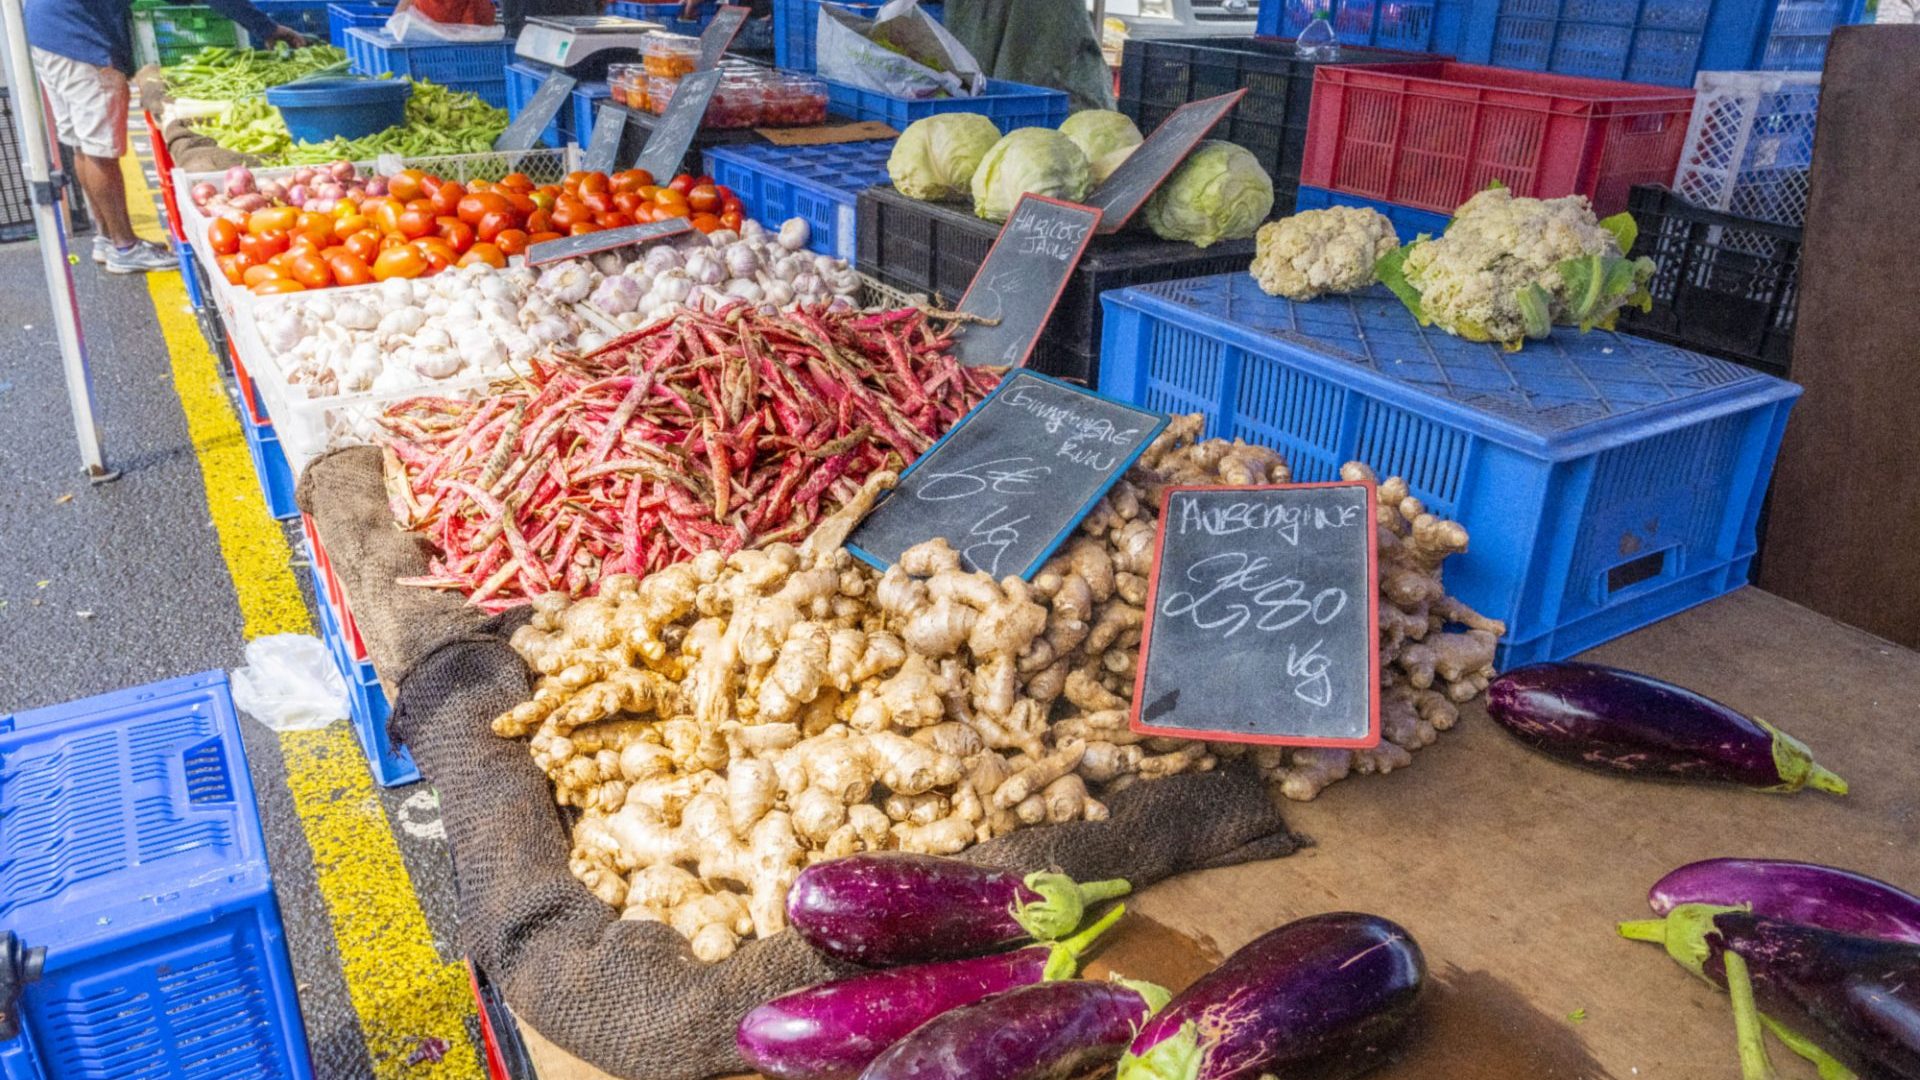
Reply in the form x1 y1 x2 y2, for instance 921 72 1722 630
495 71 578 153
952 194 1101 368
634 67 723 180
1085 89 1245 234
847 370 1168 579
583 103 628 172
527 217 693 266
697 5 750 69
1132 482 1380 748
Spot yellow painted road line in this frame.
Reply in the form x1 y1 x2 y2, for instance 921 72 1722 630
131 158 483 1077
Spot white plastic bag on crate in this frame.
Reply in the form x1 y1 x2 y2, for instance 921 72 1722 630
384 9 507 43
231 634 350 731
817 0 985 101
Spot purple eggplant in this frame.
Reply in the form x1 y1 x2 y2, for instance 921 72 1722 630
1621 904 1920 1079
788 853 1132 966
1486 662 1848 795
1651 859 1920 946
1116 912 1426 1080
859 978 1172 1080
738 905 1125 1080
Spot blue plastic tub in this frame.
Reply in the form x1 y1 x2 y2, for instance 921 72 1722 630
327 2 391 46
774 0 944 71
343 28 513 106
823 77 1065 135
267 75 410 142
0 672 315 1080
308 549 419 787
1098 276 1801 667
704 140 893 261
1293 185 1450 240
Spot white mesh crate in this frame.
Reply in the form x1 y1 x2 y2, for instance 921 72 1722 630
1673 70 1820 228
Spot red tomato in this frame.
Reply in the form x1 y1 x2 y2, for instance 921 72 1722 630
524 207 552 235
250 278 307 295
333 213 371 239
502 191 536 217
457 242 507 268
247 206 298 236
294 212 334 247
343 229 381 264
429 180 466 217
395 207 435 240
612 191 643 217
419 173 443 197
413 237 458 272
242 264 283 287
436 218 476 252
499 172 535 191
215 252 247 284
579 172 611 196
594 210 632 229
530 189 557 211
239 229 290 264
475 210 517 243
719 209 744 233
372 246 427 280
568 221 603 236
689 212 721 234
288 251 334 289
457 191 511 226
668 174 696 195
526 230 564 245
492 229 530 256
370 199 403 236
206 218 241 256
326 250 375 286
548 196 589 231
581 189 614 215
720 195 744 218
687 184 720 213
387 169 426 202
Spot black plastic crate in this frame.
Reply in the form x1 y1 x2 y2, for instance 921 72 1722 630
855 184 1256 385
1617 185 1802 379
0 92 92 242
1116 36 1428 204
608 102 766 179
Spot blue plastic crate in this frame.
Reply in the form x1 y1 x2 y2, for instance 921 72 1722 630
1452 0 1870 86
327 2 390 46
773 0 944 71
607 0 688 19
0 672 315 1080
178 240 207 310
1257 0 1465 52
252 0 331 37
1098 275 1800 666
235 387 298 522
1294 185 1450 240
505 61 567 147
822 78 1065 135
307 551 419 788
571 81 609 146
704 140 892 261
344 28 512 106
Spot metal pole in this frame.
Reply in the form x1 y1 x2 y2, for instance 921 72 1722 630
0 0 113 480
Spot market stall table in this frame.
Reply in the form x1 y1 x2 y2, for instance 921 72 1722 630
507 586 1918 1080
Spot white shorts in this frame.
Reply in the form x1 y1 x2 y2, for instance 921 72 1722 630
30 47 129 159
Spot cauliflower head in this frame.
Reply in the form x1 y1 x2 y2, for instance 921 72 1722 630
1250 205 1399 301
1383 187 1655 349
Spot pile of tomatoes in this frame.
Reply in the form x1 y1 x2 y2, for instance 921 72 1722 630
205 168 748 296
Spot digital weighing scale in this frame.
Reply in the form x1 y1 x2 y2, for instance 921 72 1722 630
515 15 664 78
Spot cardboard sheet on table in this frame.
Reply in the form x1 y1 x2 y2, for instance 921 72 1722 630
755 121 898 146
518 588 1920 1080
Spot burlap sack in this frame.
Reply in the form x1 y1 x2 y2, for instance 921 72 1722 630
299 448 1306 1080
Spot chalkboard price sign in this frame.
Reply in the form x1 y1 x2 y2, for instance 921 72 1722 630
583 103 628 173
1132 482 1380 748
952 194 1101 368
527 217 693 266
495 70 578 153
698 5 750 69
1085 89 1245 234
847 370 1168 580
634 67 724 180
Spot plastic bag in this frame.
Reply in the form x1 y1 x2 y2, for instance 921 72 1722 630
817 0 985 102
384 9 507 44
231 634 350 731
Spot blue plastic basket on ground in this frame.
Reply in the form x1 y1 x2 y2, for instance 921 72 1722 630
822 78 1066 135
1098 276 1801 667
327 2 391 46
268 76 411 142
0 671 315 1080
703 140 893 261
307 548 419 787
343 28 514 107
1257 0 1465 51
773 0 944 71
1293 185 1450 240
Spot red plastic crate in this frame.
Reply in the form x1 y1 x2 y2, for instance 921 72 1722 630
144 109 186 243
1300 61 1693 217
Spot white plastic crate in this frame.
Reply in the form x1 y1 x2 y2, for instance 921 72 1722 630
1673 70 1820 229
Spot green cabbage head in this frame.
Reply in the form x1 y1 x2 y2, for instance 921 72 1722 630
887 113 1004 202
1143 140 1275 247
970 127 1091 222
1059 110 1142 180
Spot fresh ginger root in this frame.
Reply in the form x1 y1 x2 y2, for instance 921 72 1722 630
499 420 1505 961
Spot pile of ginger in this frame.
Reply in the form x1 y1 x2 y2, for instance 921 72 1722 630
494 416 1502 961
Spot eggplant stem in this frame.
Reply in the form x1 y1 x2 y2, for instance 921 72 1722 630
1080 878 1133 904
1616 919 1668 944
1724 952 1778 1080
1043 903 1127 980
1758 1016 1858 1080
1806 764 1849 796
1014 873 1133 941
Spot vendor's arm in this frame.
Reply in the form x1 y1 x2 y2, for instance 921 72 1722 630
203 0 314 46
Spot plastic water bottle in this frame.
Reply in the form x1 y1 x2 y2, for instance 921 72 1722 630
1296 9 1342 62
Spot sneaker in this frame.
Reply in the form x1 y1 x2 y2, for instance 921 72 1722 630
91 236 110 264
103 240 178 275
